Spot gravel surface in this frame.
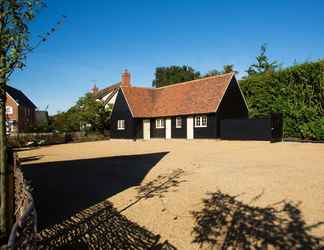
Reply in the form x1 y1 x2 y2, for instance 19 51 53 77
19 139 324 249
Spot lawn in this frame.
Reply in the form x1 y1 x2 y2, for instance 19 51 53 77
19 139 324 249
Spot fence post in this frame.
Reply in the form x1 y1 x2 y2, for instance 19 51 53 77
270 113 283 142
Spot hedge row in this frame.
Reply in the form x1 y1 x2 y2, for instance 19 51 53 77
240 60 324 140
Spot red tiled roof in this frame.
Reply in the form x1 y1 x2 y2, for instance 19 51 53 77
121 73 234 118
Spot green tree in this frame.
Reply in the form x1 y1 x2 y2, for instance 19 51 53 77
240 60 324 140
0 0 63 238
0 0 43 238
52 93 111 133
77 93 110 132
223 64 238 74
152 65 200 87
204 69 221 77
246 44 278 76
203 65 238 77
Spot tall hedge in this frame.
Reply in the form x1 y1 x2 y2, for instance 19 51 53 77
240 60 324 140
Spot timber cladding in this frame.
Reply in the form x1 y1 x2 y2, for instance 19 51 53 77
110 90 135 139
109 72 276 140
171 116 187 138
220 118 272 140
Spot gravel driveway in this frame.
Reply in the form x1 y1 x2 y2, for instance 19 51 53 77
19 140 324 249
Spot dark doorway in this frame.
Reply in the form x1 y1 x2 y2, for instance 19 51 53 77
22 152 169 230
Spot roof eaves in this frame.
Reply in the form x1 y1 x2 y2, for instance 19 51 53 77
6 93 19 106
236 77 250 113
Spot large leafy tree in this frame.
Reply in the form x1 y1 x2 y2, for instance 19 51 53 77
246 44 278 76
152 65 200 87
0 0 63 238
52 93 111 133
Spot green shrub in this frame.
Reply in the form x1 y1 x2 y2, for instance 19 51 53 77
240 60 324 140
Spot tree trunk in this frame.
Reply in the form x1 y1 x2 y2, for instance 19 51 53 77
0 48 8 240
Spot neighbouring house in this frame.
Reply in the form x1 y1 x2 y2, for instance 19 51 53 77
92 80 121 110
6 86 37 133
109 70 249 139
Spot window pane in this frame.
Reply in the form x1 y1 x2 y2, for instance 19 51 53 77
117 120 125 129
196 117 200 126
176 117 182 127
6 106 13 115
156 119 164 128
202 116 207 126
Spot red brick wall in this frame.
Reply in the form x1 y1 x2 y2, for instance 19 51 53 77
6 94 35 132
6 94 19 132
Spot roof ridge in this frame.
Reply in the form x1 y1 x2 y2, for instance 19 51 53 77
98 82 121 91
121 72 234 91
121 86 154 90
155 72 234 89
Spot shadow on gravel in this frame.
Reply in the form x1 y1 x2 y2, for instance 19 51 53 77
39 200 176 249
22 152 168 230
192 190 324 249
135 168 186 199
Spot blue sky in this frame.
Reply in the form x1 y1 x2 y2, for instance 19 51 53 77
11 0 324 114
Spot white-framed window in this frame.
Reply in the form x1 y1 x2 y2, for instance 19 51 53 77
6 106 13 115
117 120 125 130
176 117 182 128
6 120 16 134
155 118 165 129
194 115 208 127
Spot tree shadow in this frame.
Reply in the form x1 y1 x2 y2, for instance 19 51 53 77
191 190 324 249
22 152 169 230
38 200 176 249
135 168 186 200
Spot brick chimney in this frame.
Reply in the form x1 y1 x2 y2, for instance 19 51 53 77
91 84 99 95
121 69 131 87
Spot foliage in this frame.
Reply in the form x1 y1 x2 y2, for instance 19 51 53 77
0 0 46 237
246 44 278 76
204 64 238 77
203 69 221 77
0 1 64 79
27 121 53 133
152 64 239 87
240 60 324 140
51 93 111 133
152 65 200 87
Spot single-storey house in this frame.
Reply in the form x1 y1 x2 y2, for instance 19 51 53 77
109 70 249 140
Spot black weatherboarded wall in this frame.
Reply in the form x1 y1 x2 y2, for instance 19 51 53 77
171 116 187 138
193 114 218 139
150 119 165 138
220 118 272 140
110 91 135 139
